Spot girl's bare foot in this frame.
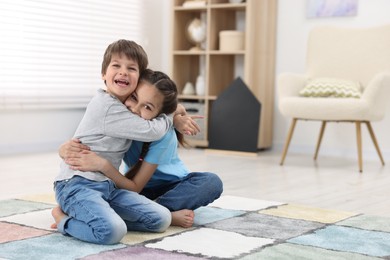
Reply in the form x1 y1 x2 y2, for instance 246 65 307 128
171 209 194 228
50 206 67 229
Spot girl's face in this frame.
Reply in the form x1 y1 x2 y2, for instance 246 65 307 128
125 81 164 120
102 53 140 103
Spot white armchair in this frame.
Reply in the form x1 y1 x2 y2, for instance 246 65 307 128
278 25 390 172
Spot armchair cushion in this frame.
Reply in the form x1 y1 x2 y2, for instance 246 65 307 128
299 77 362 98
278 72 390 121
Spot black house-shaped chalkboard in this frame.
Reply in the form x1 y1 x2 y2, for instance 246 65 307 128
209 77 261 153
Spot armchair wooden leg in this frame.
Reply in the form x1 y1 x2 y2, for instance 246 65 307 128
356 121 363 173
314 121 326 160
365 121 385 165
280 118 297 165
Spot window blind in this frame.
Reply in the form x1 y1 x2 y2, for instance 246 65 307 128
0 0 144 109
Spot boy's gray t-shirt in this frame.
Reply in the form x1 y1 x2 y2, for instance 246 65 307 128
55 89 172 182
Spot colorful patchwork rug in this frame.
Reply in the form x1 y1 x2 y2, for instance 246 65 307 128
1 194 390 259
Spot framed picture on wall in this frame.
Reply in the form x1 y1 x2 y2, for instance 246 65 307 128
307 0 358 18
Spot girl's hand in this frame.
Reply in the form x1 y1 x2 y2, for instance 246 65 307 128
174 103 203 135
173 114 203 136
59 138 90 159
65 150 107 172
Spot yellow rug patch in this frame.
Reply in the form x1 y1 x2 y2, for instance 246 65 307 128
260 204 358 224
20 193 56 205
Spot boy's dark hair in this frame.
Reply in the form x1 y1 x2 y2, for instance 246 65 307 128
101 39 148 76
125 69 187 180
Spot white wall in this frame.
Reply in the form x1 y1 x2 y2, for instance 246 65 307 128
1 0 389 160
141 0 171 72
0 0 170 156
0 109 85 155
274 0 390 161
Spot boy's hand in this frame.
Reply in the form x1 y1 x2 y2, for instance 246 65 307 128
59 138 90 159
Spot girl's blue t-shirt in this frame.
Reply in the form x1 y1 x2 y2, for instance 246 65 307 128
122 126 189 188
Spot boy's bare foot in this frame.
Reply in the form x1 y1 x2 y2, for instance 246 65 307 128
171 209 194 228
50 206 67 229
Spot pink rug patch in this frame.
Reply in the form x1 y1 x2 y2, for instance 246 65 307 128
0 222 52 243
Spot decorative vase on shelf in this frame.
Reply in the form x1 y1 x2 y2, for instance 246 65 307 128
195 75 205 96
182 82 195 95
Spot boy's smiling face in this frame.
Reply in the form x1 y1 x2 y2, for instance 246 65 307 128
102 53 140 103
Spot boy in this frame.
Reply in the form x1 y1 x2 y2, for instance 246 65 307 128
53 40 172 244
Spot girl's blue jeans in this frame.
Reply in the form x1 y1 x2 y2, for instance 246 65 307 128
140 172 223 211
54 176 171 245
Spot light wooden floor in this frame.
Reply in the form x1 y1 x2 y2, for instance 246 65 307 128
1 148 389 216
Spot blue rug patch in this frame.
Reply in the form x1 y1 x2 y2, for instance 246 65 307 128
193 206 245 226
289 225 390 257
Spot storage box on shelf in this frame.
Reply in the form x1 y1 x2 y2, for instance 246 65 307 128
171 0 277 149
181 101 206 141
219 30 245 51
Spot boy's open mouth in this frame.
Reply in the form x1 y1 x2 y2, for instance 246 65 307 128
114 79 129 86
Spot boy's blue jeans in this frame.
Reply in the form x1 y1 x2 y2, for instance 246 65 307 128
140 172 223 211
54 176 171 245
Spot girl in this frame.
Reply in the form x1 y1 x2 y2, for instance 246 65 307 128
60 72 223 229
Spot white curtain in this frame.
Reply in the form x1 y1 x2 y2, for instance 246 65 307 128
0 0 144 109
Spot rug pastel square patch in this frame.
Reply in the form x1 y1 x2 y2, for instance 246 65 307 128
0 199 53 218
0 233 125 260
81 245 204 260
260 203 357 223
146 227 274 259
120 226 187 245
0 208 55 231
19 193 56 205
193 206 246 226
337 214 390 232
0 222 52 244
289 225 390 257
242 243 381 260
205 212 324 240
208 195 284 211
